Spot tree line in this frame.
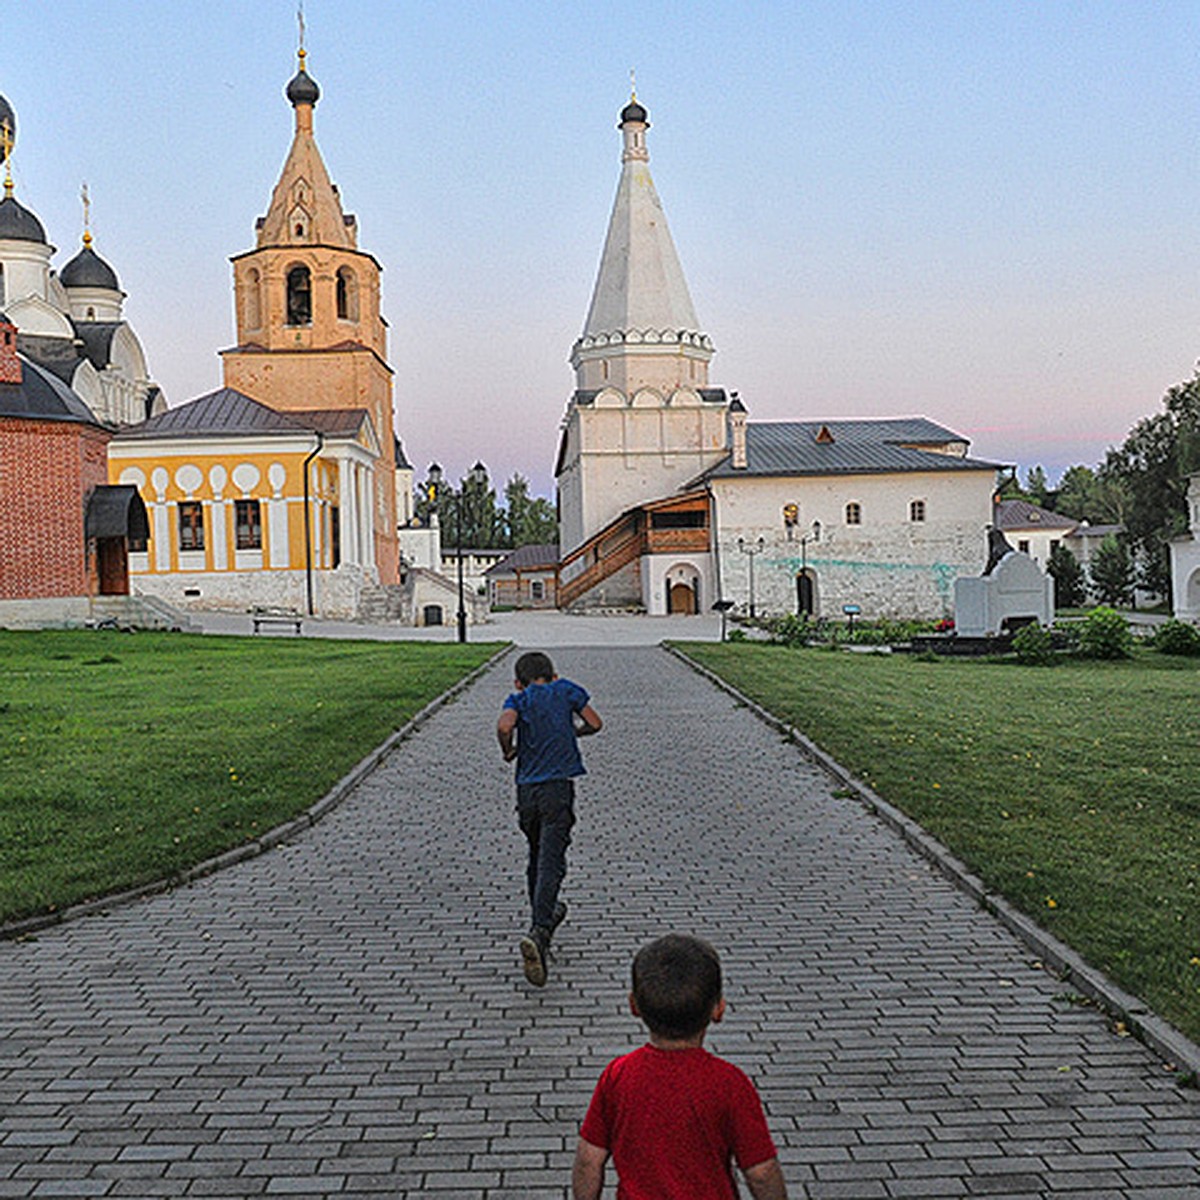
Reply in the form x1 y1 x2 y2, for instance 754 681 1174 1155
414 468 558 550
1002 367 1200 605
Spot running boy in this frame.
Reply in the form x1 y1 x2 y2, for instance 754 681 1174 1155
573 934 787 1200
497 651 601 987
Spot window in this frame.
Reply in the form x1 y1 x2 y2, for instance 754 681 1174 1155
235 499 262 550
1050 539 1060 553
179 502 205 552
286 265 312 325
909 499 926 522
531 580 545 601
336 267 358 321
650 510 706 529
845 502 862 525
1018 539 1030 554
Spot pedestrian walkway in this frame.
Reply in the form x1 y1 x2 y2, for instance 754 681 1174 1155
2 647 1198 1198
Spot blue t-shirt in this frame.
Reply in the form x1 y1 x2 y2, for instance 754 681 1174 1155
503 678 590 785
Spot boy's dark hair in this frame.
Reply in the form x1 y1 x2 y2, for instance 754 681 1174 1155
515 651 555 687
632 934 723 1039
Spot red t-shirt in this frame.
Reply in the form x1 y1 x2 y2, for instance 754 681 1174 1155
579 1044 777 1200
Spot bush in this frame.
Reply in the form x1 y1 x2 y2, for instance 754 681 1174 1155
1077 606 1133 659
767 614 815 647
1012 622 1056 666
1152 619 1200 656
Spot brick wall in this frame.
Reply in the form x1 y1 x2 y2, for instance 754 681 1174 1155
0 418 112 599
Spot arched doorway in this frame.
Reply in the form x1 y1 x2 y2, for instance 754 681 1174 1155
669 581 697 614
796 570 817 617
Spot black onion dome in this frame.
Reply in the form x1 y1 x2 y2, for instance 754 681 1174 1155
620 99 648 125
61 244 120 291
0 194 47 243
286 68 320 108
0 94 13 160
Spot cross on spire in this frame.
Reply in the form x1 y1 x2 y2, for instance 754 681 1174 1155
1 119 13 197
81 181 93 246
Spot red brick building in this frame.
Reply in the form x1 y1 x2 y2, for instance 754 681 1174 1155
0 314 146 624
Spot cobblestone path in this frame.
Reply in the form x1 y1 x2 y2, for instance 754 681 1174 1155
2 646 1198 1198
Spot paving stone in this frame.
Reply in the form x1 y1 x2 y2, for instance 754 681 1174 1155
2 647 1198 1198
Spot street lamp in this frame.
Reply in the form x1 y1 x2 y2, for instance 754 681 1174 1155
798 520 821 616
456 461 488 644
737 536 766 619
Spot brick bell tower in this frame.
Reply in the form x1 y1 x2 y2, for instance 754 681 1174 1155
220 44 399 583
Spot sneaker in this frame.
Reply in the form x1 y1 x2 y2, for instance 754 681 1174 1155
520 927 550 987
550 901 568 936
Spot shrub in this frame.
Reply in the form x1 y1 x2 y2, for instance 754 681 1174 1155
767 613 815 647
1012 622 1056 666
1077 606 1133 659
1152 619 1200 656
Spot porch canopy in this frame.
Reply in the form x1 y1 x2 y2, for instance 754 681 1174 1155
85 485 149 541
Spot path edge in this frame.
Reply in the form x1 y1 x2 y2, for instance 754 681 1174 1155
666 643 1200 1083
2 644 514 943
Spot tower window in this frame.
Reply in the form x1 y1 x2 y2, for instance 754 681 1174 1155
845 502 861 525
336 267 358 321
909 499 926 522
286 265 312 326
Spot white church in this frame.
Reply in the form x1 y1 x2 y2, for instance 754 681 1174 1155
555 94 1004 621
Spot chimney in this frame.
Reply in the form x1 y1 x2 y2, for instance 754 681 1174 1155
728 392 748 469
0 316 22 385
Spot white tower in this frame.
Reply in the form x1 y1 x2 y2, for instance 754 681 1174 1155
556 92 730 556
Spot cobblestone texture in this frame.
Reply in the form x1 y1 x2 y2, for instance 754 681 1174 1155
2 646 1198 1198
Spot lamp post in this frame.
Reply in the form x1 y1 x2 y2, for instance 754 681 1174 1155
798 520 821 616
737 536 765 619
455 461 488 644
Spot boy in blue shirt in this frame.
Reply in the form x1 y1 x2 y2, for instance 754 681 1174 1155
498 651 602 986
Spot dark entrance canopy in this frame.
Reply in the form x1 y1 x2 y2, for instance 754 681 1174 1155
85 485 149 541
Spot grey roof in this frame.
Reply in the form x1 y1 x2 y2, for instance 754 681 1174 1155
995 499 1077 532
74 322 122 371
60 244 120 291
0 193 47 243
0 353 100 425
85 484 148 540
17 332 82 383
286 67 320 108
705 418 1002 479
394 436 411 469
485 543 560 576
115 387 370 442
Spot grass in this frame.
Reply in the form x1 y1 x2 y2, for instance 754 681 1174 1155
678 642 1200 1046
0 630 501 926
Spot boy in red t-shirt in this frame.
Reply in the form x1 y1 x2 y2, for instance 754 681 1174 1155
573 934 787 1200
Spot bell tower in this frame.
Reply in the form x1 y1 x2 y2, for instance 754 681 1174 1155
221 45 399 582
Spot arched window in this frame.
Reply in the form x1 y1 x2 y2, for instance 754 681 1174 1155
845 502 861 525
336 267 358 321
910 499 926 522
245 268 262 329
286 265 312 326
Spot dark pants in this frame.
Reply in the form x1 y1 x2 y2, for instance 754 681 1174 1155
517 778 575 931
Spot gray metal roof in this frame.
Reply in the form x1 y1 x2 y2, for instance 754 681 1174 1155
60 244 120 291
705 418 1002 479
0 353 100 425
485 543 560 575
995 499 1077 532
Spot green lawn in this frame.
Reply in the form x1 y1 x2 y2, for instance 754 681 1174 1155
679 643 1200 1046
0 630 501 926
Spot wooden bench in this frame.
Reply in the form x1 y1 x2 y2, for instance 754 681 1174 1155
251 612 303 635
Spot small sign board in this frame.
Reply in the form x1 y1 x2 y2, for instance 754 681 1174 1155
842 604 861 615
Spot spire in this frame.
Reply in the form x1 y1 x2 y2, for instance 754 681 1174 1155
578 91 706 343
256 35 355 250
1 114 14 199
81 181 92 246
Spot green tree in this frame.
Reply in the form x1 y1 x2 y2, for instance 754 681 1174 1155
1024 465 1049 507
503 474 557 547
1047 543 1086 609
1089 534 1133 607
1100 369 1200 596
1052 464 1128 524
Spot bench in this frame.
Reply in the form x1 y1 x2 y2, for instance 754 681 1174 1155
251 612 303 635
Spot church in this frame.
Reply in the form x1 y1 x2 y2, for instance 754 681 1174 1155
108 48 406 621
556 95 1003 621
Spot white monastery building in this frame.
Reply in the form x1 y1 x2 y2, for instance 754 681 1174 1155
556 94 1003 621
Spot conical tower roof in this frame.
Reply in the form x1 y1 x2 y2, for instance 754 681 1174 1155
578 95 705 343
255 48 356 250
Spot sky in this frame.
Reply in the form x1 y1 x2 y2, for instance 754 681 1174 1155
3 1 1196 499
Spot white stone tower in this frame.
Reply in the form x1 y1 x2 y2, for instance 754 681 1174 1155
556 91 730 556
